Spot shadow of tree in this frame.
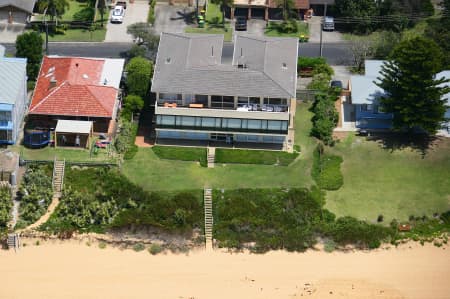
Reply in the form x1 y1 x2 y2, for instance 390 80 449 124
363 132 442 158
170 9 196 25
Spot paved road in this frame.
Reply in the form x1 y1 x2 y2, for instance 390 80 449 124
2 41 352 65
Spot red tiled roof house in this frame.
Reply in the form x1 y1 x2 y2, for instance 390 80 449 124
28 56 125 135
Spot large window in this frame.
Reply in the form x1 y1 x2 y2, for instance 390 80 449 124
0 111 11 121
157 115 288 133
211 95 235 109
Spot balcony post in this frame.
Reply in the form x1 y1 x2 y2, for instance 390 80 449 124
259 96 264 106
233 96 238 109
207 95 212 108
181 94 186 106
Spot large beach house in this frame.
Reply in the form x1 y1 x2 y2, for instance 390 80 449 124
0 45 27 145
151 33 298 149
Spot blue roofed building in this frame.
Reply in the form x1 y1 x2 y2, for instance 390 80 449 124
349 60 393 130
0 45 28 144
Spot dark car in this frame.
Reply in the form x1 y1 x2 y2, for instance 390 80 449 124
235 17 247 31
330 80 343 89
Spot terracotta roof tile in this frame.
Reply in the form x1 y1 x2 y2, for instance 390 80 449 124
268 0 309 9
30 56 118 118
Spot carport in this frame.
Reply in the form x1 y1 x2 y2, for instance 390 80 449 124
54 120 93 149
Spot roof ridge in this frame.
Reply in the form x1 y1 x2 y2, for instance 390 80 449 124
29 81 67 112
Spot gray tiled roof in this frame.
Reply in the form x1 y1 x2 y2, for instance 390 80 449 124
0 57 27 104
151 33 298 98
0 0 36 13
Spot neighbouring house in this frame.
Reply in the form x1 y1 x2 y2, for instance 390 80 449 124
343 60 393 131
151 33 298 149
28 56 125 139
0 45 28 145
0 0 36 24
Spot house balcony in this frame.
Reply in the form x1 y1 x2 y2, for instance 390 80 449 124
155 103 289 121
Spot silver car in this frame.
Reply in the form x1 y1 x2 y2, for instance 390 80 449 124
111 6 125 23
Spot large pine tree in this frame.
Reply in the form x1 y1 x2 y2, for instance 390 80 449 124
375 37 450 134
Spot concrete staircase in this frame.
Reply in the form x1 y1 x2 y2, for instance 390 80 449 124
52 158 65 198
204 188 213 250
207 147 215 168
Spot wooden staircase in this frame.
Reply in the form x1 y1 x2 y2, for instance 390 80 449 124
52 158 65 198
7 233 20 250
204 188 213 250
207 147 215 168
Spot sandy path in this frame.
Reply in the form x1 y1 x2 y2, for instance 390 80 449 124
0 241 449 299
24 196 60 230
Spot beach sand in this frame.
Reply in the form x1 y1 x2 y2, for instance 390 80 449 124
0 240 449 299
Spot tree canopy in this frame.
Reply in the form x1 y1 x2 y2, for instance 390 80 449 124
15 31 43 81
376 37 449 134
125 57 153 98
37 0 70 20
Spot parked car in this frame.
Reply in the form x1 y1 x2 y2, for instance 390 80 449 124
117 1 127 9
323 16 335 31
331 80 343 89
235 16 247 31
111 5 125 23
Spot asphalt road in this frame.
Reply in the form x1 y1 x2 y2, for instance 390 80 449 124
2 41 352 65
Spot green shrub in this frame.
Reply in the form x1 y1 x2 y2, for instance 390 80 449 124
73 7 95 22
297 56 327 70
312 146 343 190
324 239 336 252
133 243 146 252
310 90 339 144
293 144 301 152
27 81 35 92
307 73 331 91
98 242 107 249
312 63 334 77
115 120 138 160
152 146 207 167
148 243 163 255
214 149 298 166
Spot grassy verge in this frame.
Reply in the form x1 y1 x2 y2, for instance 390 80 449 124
33 0 84 21
265 21 308 37
311 145 343 190
215 148 298 166
185 24 233 42
152 145 207 167
205 0 222 23
39 28 106 42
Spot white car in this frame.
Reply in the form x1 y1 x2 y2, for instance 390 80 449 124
111 6 125 23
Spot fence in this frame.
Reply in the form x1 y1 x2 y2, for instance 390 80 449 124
296 89 322 102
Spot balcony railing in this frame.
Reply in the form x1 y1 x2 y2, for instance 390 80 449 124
156 124 288 135
157 101 289 113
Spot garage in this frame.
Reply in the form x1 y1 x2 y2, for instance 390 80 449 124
0 0 35 24
234 7 248 18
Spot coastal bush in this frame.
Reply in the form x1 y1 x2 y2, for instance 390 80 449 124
40 167 203 233
214 149 298 166
115 120 138 160
148 243 163 255
133 243 146 252
297 57 327 70
0 187 12 235
310 90 340 144
152 146 207 167
17 165 53 227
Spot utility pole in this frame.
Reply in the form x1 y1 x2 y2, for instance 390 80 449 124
43 7 49 55
319 3 327 57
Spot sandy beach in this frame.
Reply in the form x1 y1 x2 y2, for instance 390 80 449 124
1 240 449 299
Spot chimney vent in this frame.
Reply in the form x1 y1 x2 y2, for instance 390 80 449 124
49 76 57 89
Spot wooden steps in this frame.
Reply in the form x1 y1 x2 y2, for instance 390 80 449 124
204 188 213 250
207 147 215 168
52 159 65 198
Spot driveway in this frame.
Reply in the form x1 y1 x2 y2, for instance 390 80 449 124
0 22 25 43
104 0 149 42
233 19 265 37
153 3 192 34
307 16 344 43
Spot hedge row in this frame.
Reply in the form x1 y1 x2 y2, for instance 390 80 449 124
215 149 299 166
152 145 207 167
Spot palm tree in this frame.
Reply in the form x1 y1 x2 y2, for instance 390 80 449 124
37 0 70 21
210 0 234 28
275 0 295 21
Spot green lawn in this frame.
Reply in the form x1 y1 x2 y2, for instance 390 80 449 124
152 145 207 167
16 145 116 163
34 0 85 21
265 21 309 38
215 148 299 166
325 134 450 223
39 28 106 42
122 103 315 191
205 0 222 23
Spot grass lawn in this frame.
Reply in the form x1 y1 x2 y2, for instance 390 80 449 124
215 149 299 166
205 0 222 23
39 28 106 42
265 21 309 38
121 102 315 191
16 145 116 163
185 24 233 42
325 134 450 223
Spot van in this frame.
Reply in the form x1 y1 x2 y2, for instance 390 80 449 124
323 16 334 31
